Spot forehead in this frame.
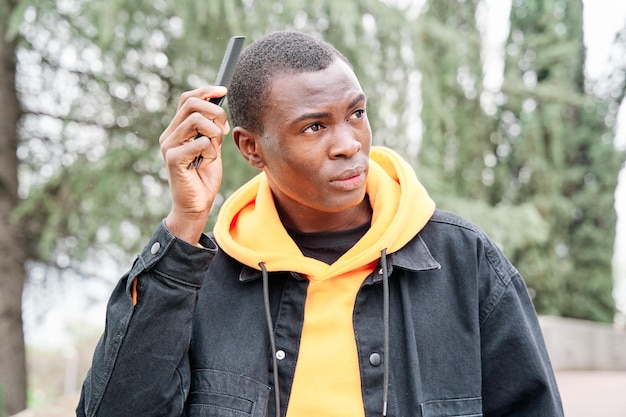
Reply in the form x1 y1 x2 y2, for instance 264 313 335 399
264 59 364 121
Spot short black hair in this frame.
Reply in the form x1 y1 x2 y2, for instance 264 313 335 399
228 31 348 134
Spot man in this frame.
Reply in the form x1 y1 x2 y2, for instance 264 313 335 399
78 31 563 417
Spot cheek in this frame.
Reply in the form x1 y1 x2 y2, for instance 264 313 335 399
284 165 325 198
360 123 373 145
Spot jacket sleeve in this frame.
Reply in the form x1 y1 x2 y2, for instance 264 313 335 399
76 221 216 417
478 242 564 417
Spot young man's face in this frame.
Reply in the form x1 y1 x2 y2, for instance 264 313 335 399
256 58 372 232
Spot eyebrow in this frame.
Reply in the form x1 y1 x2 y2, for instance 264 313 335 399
348 93 366 110
291 93 366 125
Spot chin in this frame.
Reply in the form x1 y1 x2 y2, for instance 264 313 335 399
326 193 369 213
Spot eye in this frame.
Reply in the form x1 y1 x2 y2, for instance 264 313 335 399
303 123 323 133
349 108 365 120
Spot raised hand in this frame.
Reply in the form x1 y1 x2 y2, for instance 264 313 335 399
160 86 230 243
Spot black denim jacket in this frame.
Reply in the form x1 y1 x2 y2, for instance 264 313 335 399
77 209 563 417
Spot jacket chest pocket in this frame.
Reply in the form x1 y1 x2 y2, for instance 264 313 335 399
420 397 482 417
187 369 270 417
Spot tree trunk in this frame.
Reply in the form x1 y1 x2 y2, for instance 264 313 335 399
0 1 28 414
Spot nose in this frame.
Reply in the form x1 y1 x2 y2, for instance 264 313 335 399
330 127 362 159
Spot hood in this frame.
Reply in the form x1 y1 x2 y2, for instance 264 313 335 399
213 146 435 279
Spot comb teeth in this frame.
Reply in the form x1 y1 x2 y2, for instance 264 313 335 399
216 36 246 88
209 36 246 106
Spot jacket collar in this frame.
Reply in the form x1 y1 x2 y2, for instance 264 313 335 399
387 234 441 272
237 232 440 283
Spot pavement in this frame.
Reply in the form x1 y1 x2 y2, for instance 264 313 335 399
556 371 626 417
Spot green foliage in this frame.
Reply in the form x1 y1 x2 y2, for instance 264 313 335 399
436 195 549 253
3 0 28 41
416 1 496 201
493 0 625 322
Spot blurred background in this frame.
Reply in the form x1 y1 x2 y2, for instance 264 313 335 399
1 0 625 415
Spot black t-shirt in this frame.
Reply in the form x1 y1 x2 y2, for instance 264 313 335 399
285 221 371 265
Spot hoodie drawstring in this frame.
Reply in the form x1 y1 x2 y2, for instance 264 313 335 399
260 262 281 417
260 252 391 417
381 248 390 417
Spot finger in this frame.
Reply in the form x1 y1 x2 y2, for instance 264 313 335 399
180 96 227 120
178 93 230 130
193 139 223 170
161 103 225 145
165 135 217 171
160 89 229 144
162 113 224 152
186 112 224 147
177 86 228 111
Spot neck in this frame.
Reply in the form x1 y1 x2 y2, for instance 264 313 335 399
276 196 372 233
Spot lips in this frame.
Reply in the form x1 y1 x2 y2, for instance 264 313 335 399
330 167 367 190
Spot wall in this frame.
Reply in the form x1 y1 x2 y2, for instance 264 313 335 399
539 316 626 370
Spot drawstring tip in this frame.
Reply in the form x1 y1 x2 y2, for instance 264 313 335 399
382 401 388 416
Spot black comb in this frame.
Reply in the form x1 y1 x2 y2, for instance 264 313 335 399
189 35 246 169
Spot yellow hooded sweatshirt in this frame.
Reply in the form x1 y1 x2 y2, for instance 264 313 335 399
214 146 435 417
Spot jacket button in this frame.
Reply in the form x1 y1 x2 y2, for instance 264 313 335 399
150 242 161 254
369 352 382 366
276 350 286 360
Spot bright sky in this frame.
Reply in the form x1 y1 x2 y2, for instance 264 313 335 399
584 0 626 82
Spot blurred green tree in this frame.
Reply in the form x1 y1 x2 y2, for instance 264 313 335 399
415 0 552 252
491 0 625 321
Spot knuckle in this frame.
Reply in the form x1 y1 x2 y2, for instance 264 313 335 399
188 111 205 124
178 90 194 107
180 96 200 112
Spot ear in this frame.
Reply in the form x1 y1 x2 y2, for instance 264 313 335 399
233 126 265 169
